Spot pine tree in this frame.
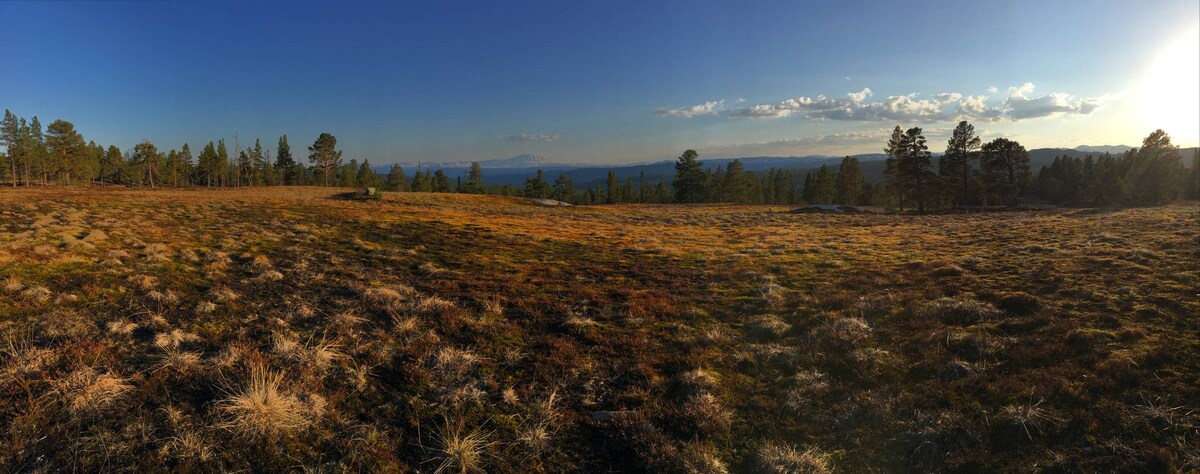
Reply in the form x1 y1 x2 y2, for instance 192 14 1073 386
940 120 982 206
1 110 20 186
672 149 706 203
552 173 575 203
980 138 1030 206
1186 149 1200 200
883 125 906 210
898 127 934 213
1128 129 1184 205
524 170 552 198
433 169 453 192
133 140 160 188
45 119 86 185
308 133 342 186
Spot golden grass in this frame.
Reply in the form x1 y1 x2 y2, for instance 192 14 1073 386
0 187 1195 472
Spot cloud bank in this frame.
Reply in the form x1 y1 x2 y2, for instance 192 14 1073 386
653 100 725 118
507 133 561 142
658 83 1110 123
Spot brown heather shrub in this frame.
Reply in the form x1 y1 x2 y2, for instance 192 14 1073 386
756 442 834 474
813 316 872 349
919 297 1002 325
930 263 966 277
217 365 314 440
997 291 1041 315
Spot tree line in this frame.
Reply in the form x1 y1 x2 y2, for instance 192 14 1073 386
3 109 1195 208
668 122 1196 211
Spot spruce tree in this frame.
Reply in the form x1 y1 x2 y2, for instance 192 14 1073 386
387 164 409 191
835 156 863 205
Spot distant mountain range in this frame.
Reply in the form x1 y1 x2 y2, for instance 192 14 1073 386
1073 145 1133 154
374 146 1195 189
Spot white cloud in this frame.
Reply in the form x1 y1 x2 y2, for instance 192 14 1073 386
679 83 1110 123
987 86 999 93
955 95 1004 121
507 133 561 142
653 100 725 118
1003 82 1111 119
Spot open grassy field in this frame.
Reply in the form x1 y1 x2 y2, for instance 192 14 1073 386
1 187 1197 472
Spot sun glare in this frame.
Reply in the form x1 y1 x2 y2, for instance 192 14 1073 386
1138 25 1200 145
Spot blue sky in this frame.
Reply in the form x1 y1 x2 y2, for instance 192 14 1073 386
2 0 1197 164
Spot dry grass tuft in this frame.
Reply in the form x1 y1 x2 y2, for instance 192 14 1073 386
56 368 134 416
106 320 138 335
1 338 57 381
746 315 790 340
154 349 204 374
21 285 52 302
196 301 217 314
154 329 201 350
756 442 834 474
3 276 24 292
419 262 449 276
431 420 492 474
217 365 313 439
